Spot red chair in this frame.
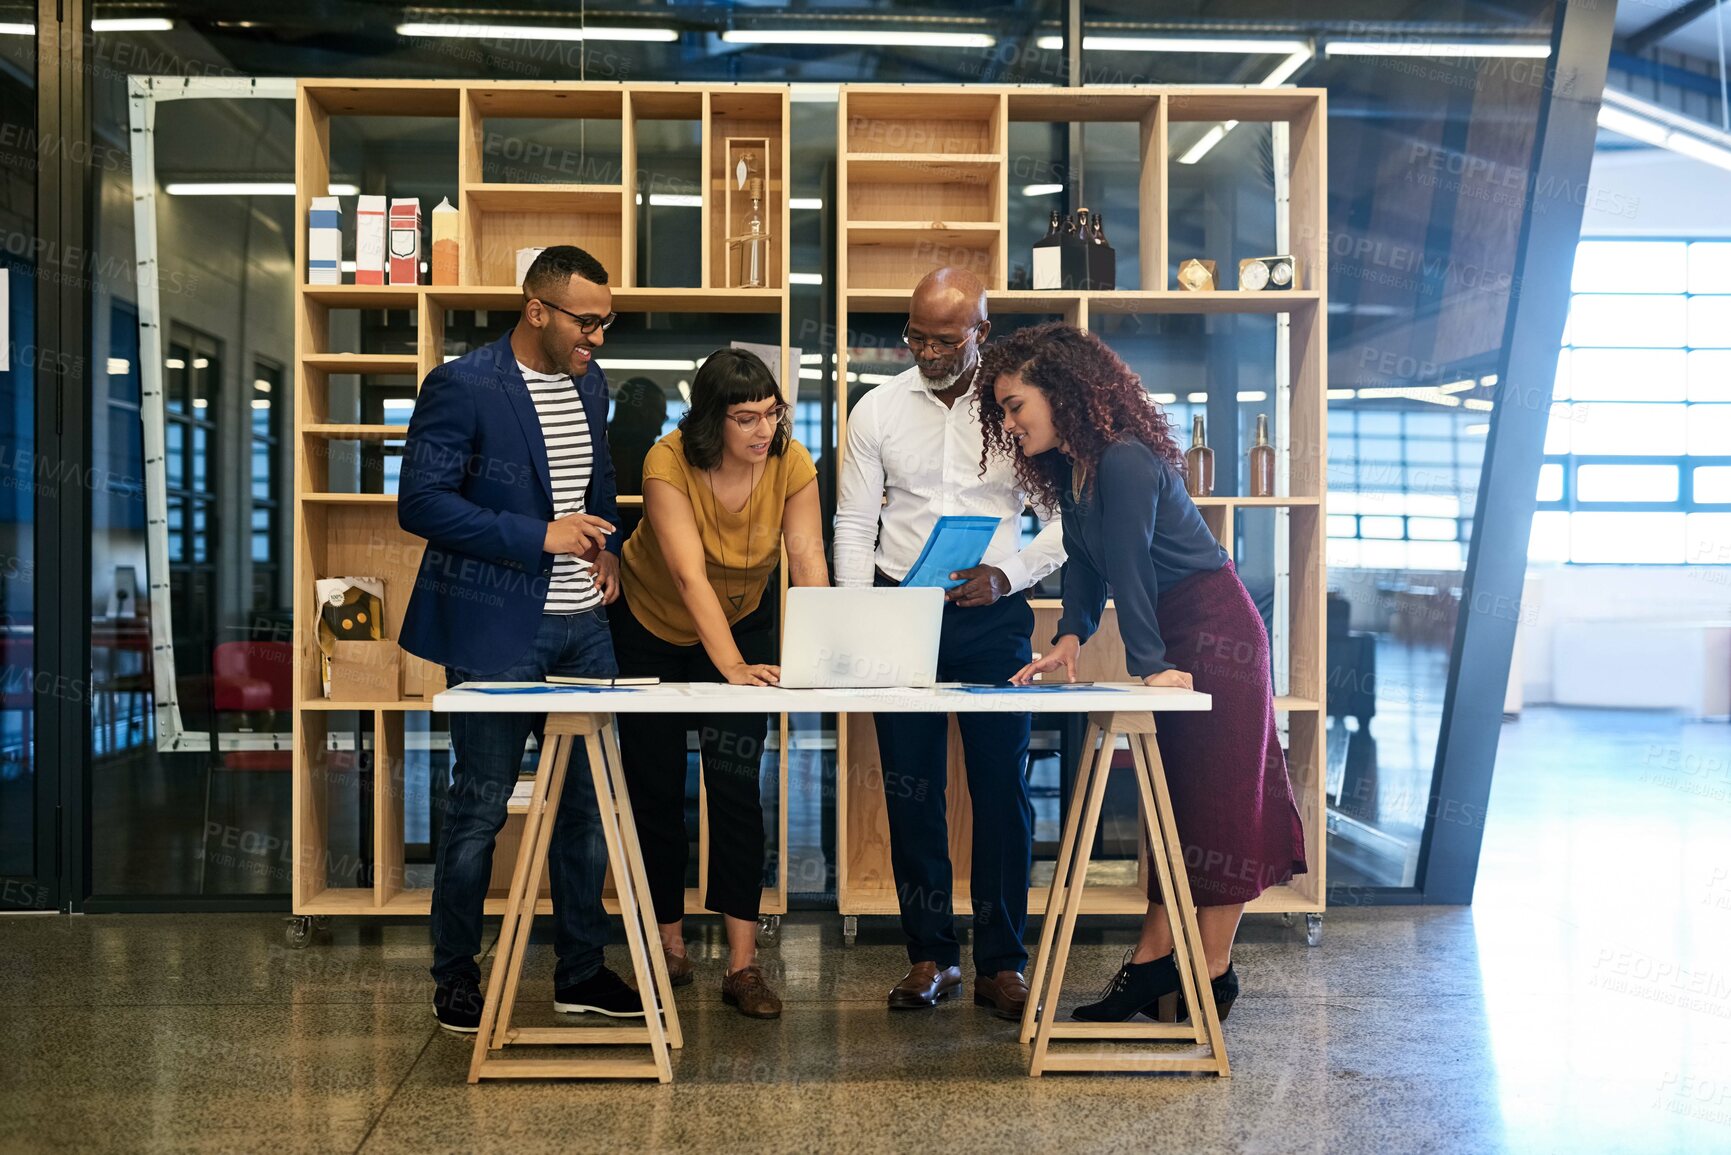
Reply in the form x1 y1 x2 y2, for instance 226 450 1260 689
202 641 294 891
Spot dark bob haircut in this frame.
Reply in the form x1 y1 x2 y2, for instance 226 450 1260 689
677 347 790 471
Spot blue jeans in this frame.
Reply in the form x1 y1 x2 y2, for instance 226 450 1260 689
430 609 618 989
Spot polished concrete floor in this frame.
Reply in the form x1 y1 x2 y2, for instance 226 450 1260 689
4 705 1731 1154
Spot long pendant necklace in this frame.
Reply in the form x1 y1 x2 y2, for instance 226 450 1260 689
708 463 760 613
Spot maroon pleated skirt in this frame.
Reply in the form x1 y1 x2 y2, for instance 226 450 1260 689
1144 560 1308 907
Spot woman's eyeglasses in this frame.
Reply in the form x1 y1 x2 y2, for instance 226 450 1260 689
531 297 618 335
902 322 983 354
727 404 789 430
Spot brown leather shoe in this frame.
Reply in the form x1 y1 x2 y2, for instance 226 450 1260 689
973 970 1030 1020
888 962 962 1009
663 950 694 988
721 965 782 1019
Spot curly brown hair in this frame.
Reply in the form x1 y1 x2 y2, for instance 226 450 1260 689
975 322 1185 510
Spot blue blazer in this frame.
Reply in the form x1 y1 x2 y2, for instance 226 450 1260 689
398 330 621 674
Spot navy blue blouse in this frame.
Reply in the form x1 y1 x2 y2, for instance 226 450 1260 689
1054 439 1230 677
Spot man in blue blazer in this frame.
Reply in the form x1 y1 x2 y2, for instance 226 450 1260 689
399 245 643 1032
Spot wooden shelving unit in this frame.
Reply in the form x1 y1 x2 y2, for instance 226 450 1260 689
835 85 1328 921
292 80 792 921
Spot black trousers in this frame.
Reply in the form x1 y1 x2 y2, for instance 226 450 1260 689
871 572 1035 975
610 589 774 924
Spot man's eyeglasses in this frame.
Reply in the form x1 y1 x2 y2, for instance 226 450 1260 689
531 297 617 335
728 404 790 430
902 322 983 354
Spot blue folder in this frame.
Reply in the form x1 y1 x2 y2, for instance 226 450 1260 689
901 516 1002 589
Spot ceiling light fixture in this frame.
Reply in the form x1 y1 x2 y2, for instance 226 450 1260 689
1324 39 1551 58
396 22 676 42
1178 49 1312 165
1035 35 1309 54
721 29 995 49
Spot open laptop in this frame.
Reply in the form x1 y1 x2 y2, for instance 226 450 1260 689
779 587 945 689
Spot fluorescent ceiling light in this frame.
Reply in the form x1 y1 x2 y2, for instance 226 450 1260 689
0 23 34 34
164 358 185 369
1327 388 1356 400
1178 123 1235 165
107 358 131 375
790 83 841 103
1437 378 1478 394
165 181 357 196
1597 89 1731 173
597 358 698 371
1354 385 1462 406
1465 423 1490 435
721 29 994 49
192 357 209 369
649 194 701 208
1480 374 1499 387
1236 391 1268 403
1022 183 1063 196
396 22 675 42
800 353 824 364
251 399 272 410
1463 398 1495 411
790 272 824 285
92 18 174 32
1151 393 1177 404
1036 34 1309 54
790 197 823 210
1178 48 1311 164
799 368 823 380
1186 392 1208 403
1325 40 1550 58
253 380 273 393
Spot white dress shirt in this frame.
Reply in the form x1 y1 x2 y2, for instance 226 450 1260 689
833 364 1065 592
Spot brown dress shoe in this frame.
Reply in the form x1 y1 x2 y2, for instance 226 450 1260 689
888 962 962 1009
973 970 1030 1020
663 950 694 988
721 965 782 1019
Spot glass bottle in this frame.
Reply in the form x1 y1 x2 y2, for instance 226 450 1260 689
1184 413 1214 498
1031 209 1062 290
1249 412 1275 497
742 175 766 289
1088 210 1115 291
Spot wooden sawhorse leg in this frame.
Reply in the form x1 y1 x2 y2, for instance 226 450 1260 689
1020 710 1230 1077
468 712 683 1082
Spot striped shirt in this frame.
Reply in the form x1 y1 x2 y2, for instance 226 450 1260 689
518 362 602 614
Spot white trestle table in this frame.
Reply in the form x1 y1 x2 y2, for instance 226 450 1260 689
432 681 1222 1081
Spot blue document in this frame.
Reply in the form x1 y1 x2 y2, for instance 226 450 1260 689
901 516 1002 589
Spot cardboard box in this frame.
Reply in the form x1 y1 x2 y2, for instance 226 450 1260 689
308 196 341 284
430 197 459 285
389 198 421 285
355 195 386 285
327 639 402 702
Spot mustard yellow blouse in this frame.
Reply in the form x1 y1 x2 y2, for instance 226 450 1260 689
621 429 817 646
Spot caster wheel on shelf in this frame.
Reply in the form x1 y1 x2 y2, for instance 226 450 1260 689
1305 914 1323 947
310 916 331 933
1280 912 1295 928
842 915 858 946
284 916 314 949
756 915 781 948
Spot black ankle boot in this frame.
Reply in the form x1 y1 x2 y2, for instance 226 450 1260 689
1148 964 1240 1024
1072 950 1181 1022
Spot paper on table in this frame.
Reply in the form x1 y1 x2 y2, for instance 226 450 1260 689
468 684 640 695
900 516 1001 589
955 683 1124 694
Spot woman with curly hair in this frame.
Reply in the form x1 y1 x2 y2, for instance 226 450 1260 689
976 321 1307 1024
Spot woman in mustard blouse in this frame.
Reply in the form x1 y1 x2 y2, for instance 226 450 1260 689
613 347 828 1019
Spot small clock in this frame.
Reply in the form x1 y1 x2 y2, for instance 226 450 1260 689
1239 255 1296 291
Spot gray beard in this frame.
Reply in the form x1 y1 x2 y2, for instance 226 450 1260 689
921 366 966 394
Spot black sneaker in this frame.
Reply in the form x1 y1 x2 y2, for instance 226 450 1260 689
554 966 646 1018
433 978 484 1033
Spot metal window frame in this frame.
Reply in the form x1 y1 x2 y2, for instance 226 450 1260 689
126 75 295 755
